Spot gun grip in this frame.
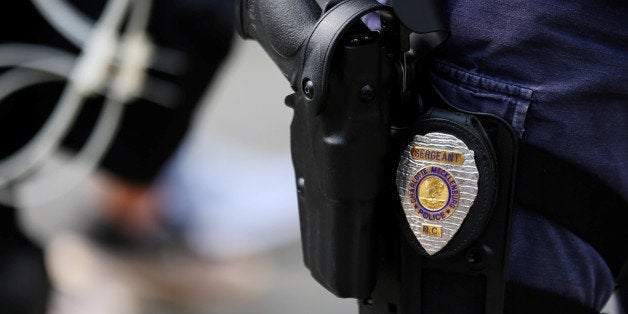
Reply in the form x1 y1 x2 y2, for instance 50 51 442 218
236 0 321 83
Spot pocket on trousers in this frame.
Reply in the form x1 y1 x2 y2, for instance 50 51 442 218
431 62 533 138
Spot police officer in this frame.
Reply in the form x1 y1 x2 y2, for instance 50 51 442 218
239 0 626 312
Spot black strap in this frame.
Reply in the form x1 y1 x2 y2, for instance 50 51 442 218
390 0 447 34
516 143 628 277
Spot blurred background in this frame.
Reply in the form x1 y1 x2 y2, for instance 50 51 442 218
0 0 356 313
29 39 355 314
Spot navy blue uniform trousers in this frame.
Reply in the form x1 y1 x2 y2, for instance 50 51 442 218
430 0 627 311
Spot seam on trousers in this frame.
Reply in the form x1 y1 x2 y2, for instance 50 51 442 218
430 61 534 138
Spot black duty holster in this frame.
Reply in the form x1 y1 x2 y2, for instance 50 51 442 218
237 1 518 313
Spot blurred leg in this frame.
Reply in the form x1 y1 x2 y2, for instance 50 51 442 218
0 205 50 314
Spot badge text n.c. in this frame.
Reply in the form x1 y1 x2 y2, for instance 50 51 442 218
421 224 442 237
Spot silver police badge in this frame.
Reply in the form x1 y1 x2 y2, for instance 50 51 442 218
396 132 479 255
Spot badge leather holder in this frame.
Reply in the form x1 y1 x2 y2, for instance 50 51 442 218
377 99 518 314
395 107 498 259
